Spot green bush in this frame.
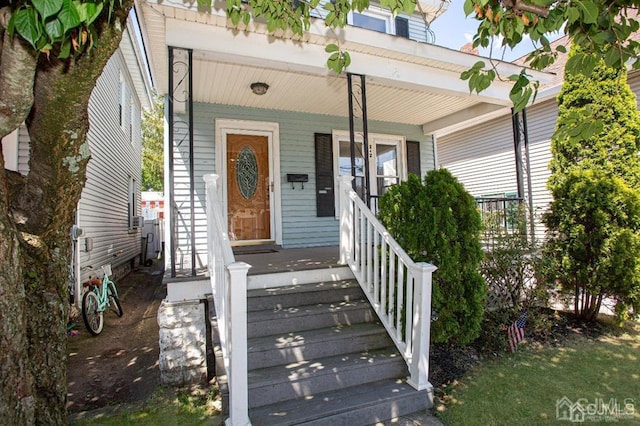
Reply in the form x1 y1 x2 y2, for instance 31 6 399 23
378 169 486 344
544 170 640 321
545 44 640 322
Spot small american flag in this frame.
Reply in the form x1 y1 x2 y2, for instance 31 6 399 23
507 311 527 353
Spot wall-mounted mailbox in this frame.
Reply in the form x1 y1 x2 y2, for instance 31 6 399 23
287 173 309 189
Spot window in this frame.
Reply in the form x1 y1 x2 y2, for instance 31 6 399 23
332 131 406 211
348 7 395 34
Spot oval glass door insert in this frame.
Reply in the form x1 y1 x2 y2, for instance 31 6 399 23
236 146 259 199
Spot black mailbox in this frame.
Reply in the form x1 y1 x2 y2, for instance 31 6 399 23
287 174 309 189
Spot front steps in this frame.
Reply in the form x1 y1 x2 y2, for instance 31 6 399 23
211 276 432 425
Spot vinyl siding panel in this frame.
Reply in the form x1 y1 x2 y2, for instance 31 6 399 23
437 115 517 197
17 123 30 174
172 102 435 256
76 49 143 282
522 99 557 239
438 72 640 242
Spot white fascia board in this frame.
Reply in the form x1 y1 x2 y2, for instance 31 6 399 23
166 18 515 104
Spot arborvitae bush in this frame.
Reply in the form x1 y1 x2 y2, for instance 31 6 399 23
544 44 640 322
378 169 486 344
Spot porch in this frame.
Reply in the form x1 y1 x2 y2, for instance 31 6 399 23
156 176 438 425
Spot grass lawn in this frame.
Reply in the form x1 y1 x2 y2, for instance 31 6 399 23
70 386 222 425
436 320 640 425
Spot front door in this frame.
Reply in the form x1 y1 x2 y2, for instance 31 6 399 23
227 134 271 242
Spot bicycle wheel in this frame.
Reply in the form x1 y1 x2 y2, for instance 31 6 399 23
82 290 104 336
107 281 123 317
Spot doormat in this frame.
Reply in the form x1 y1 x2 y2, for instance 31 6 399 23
233 247 280 255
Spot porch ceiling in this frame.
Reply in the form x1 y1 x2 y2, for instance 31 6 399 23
137 1 552 130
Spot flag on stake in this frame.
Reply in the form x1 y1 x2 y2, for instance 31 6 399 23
507 311 527 353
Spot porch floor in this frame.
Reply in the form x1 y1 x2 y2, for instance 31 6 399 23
235 245 341 275
171 245 341 278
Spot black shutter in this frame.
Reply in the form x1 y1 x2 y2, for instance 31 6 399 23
406 140 421 177
315 133 335 217
395 17 409 38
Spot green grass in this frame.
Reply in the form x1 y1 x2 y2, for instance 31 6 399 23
70 386 222 426
437 321 640 426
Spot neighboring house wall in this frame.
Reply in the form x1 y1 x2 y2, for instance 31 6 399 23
76 48 145 285
438 71 640 242
2 27 149 303
170 102 435 270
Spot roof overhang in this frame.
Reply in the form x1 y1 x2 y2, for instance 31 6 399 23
136 0 552 132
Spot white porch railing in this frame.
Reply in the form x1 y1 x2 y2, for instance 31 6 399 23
203 174 251 426
338 176 438 391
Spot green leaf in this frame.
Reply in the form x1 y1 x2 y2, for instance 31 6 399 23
574 0 598 24
325 43 339 53
13 8 41 48
604 47 621 68
58 0 81 32
32 0 63 20
45 18 64 39
556 45 567 53
59 39 71 58
463 0 475 17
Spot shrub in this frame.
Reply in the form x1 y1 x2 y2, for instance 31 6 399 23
545 44 640 322
544 170 640 321
378 169 486 344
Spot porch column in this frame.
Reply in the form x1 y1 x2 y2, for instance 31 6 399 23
347 73 371 206
168 46 196 277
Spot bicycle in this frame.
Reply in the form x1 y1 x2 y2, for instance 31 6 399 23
82 264 123 336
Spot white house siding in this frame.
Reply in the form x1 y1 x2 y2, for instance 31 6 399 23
170 102 435 265
76 49 143 283
17 123 30 174
437 114 517 198
521 99 557 240
438 71 640 242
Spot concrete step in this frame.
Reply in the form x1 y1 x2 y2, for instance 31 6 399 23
248 322 393 370
247 280 363 312
247 347 407 408
249 379 432 426
247 298 375 338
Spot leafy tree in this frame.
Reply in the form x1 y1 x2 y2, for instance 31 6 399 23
543 45 640 321
142 97 164 192
378 170 486 344
1 1 135 423
463 0 640 116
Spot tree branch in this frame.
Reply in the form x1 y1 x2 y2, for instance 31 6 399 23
501 0 550 17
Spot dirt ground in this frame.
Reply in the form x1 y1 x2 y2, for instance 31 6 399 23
66 259 166 414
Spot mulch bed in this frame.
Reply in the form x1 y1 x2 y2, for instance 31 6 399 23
428 308 616 391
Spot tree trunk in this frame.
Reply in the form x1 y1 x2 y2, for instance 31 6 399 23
0 3 132 422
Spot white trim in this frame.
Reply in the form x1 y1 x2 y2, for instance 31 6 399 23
215 119 282 246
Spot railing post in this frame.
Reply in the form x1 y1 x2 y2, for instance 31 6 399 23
408 262 437 391
203 174 218 276
226 261 251 426
339 175 355 265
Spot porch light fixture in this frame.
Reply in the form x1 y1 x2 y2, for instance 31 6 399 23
250 82 269 95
